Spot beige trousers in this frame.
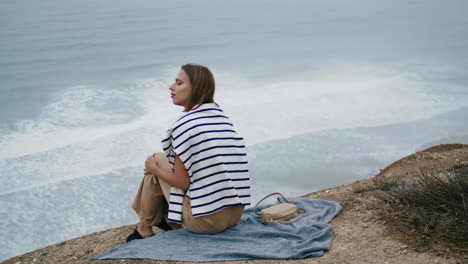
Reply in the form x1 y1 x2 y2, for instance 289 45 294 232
131 152 245 234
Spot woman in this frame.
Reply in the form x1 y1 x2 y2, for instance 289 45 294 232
127 64 251 242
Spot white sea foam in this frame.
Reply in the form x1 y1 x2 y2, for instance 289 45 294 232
0 79 176 160
0 71 180 194
2 0 468 261
1 64 467 196
215 64 467 145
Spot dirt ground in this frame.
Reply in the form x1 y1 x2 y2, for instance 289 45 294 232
3 144 467 264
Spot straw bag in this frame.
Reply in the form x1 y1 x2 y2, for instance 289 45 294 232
254 192 307 224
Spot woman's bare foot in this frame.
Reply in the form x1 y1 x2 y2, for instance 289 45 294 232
137 223 155 237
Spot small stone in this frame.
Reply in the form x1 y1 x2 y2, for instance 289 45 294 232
15 261 21 264
33 259 37 263
325 190 331 193
400 245 408 249
363 224 368 228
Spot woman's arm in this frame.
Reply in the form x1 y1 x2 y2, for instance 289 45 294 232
144 154 190 191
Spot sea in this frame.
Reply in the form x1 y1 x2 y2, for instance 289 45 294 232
1 0 468 261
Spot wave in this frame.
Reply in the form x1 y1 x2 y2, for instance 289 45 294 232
0 64 467 194
1 105 467 261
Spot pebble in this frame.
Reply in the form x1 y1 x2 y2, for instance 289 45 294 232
15 261 21 264
325 190 331 193
363 224 368 228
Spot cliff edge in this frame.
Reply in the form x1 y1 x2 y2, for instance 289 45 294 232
3 144 467 264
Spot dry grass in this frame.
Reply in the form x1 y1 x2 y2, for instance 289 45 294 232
371 164 468 255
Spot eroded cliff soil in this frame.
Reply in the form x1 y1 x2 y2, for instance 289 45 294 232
3 144 467 264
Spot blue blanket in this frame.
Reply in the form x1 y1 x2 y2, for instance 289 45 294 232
93 197 342 262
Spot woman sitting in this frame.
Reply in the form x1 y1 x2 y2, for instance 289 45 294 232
127 64 251 241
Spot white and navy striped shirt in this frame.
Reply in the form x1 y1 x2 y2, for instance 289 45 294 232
161 103 251 223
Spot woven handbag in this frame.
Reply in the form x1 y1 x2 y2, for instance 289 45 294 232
254 192 307 224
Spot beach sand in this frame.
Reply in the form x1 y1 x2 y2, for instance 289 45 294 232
2 144 467 264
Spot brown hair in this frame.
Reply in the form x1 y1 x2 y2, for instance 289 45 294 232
181 64 217 112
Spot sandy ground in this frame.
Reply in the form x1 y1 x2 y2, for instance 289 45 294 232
3 144 467 264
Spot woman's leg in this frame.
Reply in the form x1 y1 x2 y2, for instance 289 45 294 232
131 152 182 236
131 173 168 236
133 152 243 234
151 152 172 202
182 195 245 234
152 152 183 230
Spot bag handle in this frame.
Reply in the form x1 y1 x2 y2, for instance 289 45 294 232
254 192 292 215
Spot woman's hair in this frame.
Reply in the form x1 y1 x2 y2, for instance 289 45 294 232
181 64 217 112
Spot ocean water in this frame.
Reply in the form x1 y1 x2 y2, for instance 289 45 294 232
1 0 468 261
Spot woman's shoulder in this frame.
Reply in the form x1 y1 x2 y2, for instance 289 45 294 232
168 103 241 147
172 104 228 128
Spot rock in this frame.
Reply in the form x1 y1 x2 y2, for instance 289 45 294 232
325 190 331 193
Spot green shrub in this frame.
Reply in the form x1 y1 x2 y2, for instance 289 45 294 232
372 164 468 254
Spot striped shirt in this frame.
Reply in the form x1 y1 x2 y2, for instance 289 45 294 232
161 103 251 223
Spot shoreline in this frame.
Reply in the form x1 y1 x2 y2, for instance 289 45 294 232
2 106 467 261
2 143 467 264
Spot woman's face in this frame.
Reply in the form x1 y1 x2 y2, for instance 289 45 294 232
169 70 192 108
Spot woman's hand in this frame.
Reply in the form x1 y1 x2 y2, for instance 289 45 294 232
144 155 158 175
142 152 190 191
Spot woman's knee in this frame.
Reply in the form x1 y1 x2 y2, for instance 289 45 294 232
153 152 172 172
152 152 167 163
153 152 165 158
